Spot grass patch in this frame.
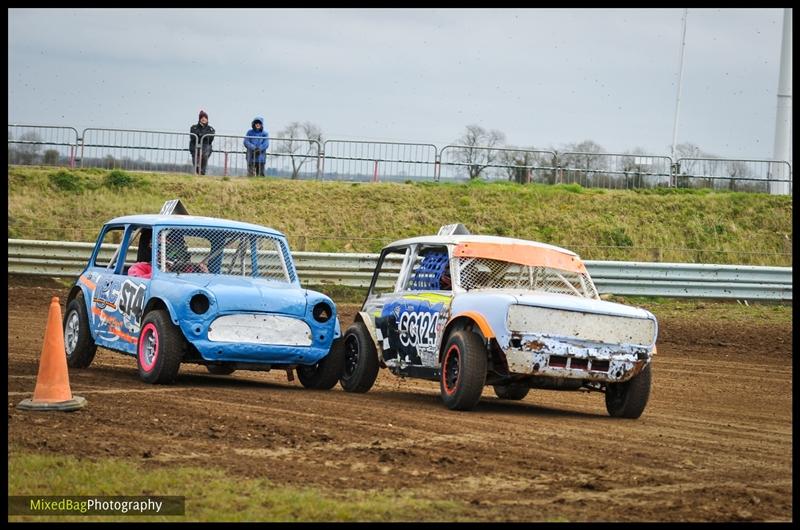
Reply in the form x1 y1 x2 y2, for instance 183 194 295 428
7 165 792 265
8 451 467 522
48 170 85 193
104 169 144 189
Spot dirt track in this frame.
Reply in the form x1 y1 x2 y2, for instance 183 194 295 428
7 277 793 521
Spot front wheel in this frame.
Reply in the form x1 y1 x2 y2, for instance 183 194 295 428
493 383 530 400
440 330 488 411
63 295 97 368
339 322 379 393
137 310 185 384
605 363 652 419
297 338 345 390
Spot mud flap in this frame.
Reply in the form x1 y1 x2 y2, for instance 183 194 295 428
286 368 295 382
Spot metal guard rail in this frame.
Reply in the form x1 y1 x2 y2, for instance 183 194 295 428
7 239 792 300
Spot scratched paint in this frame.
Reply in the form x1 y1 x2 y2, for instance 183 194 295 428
507 304 656 347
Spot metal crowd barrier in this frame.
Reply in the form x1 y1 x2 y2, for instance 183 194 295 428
6 124 794 195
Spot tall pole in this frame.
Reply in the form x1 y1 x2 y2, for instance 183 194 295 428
670 8 689 167
771 8 792 195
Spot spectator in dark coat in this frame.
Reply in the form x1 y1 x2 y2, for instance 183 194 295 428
243 116 269 177
189 110 215 175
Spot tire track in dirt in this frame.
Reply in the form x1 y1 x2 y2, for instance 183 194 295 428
7 278 793 521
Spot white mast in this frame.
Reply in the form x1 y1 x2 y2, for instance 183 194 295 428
670 8 689 167
771 8 792 195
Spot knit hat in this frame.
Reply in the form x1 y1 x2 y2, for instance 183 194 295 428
199 110 209 121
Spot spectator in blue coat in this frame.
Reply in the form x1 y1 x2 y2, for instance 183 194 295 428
244 116 269 177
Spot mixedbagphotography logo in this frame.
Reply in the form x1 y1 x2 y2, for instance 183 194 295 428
8 496 185 516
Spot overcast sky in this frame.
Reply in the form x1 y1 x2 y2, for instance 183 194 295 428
8 8 790 159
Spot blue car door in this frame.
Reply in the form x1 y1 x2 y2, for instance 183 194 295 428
87 225 151 355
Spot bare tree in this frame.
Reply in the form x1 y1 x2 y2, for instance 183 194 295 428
725 160 755 191
275 121 323 179
558 140 607 187
559 140 607 169
498 147 542 184
454 125 506 179
43 149 60 166
673 142 703 174
619 147 654 189
672 142 716 188
11 132 44 165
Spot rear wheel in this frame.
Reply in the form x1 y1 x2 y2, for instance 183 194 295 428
63 295 97 368
206 364 236 376
605 363 652 419
440 330 488 411
297 338 345 390
339 322 379 393
137 310 185 384
493 383 530 400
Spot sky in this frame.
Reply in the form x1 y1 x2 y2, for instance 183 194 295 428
7 8 791 160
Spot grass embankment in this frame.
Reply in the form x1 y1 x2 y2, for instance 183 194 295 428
7 166 792 265
8 451 466 522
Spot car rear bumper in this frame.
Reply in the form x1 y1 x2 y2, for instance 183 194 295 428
503 335 652 383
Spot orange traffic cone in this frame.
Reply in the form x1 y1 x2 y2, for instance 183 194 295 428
17 297 86 412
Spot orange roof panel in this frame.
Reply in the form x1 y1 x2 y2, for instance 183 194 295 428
454 241 587 274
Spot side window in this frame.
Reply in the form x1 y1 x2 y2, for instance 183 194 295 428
123 228 150 266
156 228 212 274
125 227 153 278
368 248 408 297
93 226 125 270
406 246 451 291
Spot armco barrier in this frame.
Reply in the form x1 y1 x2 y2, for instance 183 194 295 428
7 239 792 300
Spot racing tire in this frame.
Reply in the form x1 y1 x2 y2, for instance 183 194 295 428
63 295 97 369
297 338 345 390
339 322 380 393
493 383 530 400
440 330 488 411
605 363 652 419
206 364 236 376
137 310 185 384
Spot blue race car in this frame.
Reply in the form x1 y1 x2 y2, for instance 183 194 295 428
63 201 343 388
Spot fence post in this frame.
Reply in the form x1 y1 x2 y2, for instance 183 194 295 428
372 160 379 182
670 161 678 187
224 152 229 177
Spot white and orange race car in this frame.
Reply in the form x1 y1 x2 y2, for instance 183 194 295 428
339 224 658 417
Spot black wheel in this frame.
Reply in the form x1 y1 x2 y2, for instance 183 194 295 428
297 338 345 390
493 383 530 400
605 363 652 419
63 295 97 368
339 322 379 393
440 330 488 411
137 310 185 384
206 364 236 375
